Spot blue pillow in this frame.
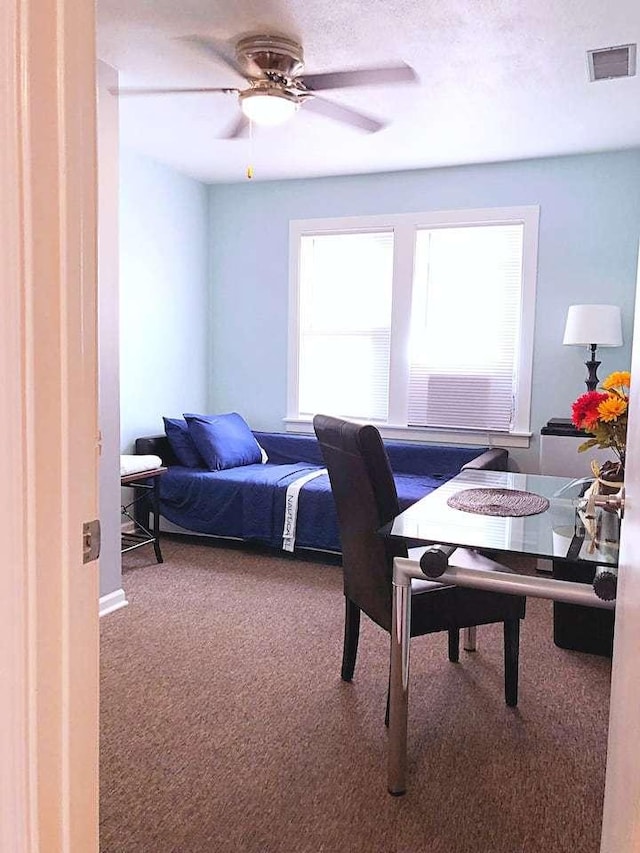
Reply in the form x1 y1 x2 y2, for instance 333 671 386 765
184 412 262 471
163 417 204 468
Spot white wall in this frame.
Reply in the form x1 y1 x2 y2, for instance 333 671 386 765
120 150 210 452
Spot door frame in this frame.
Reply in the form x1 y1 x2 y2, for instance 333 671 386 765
0 0 100 849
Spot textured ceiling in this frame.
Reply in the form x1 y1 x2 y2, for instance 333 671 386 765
97 0 640 183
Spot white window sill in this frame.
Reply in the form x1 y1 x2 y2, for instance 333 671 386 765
283 417 532 449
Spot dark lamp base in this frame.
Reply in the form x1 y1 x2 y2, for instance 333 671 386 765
585 345 601 392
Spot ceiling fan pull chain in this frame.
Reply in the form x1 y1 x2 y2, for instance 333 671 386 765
246 118 254 179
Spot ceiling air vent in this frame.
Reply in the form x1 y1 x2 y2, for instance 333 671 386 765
587 44 637 81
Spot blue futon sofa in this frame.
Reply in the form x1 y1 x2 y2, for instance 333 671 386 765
135 430 507 555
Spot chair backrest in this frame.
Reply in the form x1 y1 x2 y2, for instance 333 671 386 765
313 414 407 631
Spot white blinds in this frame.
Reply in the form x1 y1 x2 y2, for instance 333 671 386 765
298 231 394 420
407 224 524 432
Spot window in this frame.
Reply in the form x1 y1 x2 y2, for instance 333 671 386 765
298 231 393 421
288 207 539 446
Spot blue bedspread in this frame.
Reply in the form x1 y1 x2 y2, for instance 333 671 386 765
159 461 451 553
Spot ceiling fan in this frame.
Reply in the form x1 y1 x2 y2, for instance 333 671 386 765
115 34 418 137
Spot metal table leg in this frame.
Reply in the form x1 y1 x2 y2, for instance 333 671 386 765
463 625 477 651
387 563 412 796
387 550 616 795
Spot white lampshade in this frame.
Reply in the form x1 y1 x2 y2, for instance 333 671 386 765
240 91 298 126
562 304 623 347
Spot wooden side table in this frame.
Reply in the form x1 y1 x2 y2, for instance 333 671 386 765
120 467 167 563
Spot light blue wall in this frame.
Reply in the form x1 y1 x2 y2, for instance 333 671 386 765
120 150 209 451
208 150 640 471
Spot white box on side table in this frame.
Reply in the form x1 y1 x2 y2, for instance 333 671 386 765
540 418 612 478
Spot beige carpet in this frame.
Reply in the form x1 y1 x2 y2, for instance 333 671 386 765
101 539 612 853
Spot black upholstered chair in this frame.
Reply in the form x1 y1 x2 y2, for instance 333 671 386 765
313 414 526 711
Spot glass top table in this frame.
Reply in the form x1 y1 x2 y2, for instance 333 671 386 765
384 468 619 568
384 467 620 796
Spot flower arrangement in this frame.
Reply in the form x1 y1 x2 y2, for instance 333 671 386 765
571 371 630 482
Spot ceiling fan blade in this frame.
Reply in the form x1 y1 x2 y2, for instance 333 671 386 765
114 87 239 97
176 34 262 80
303 96 385 133
302 63 417 91
220 113 250 140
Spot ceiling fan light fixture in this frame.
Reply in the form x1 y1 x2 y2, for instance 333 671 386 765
239 89 298 126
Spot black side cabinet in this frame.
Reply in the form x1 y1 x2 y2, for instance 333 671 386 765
552 560 615 656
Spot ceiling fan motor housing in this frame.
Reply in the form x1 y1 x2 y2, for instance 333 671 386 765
235 35 305 79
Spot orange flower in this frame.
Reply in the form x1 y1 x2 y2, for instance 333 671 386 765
598 395 627 422
602 371 631 392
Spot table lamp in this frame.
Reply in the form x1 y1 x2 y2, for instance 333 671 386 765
563 304 623 391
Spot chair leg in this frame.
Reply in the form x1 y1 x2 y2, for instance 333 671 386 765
448 629 460 662
504 618 520 707
341 597 360 682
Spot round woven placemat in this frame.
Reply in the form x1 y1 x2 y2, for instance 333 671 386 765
446 487 550 517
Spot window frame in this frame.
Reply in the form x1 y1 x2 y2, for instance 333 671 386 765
287 205 539 449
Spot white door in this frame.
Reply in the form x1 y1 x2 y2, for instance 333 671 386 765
0 0 99 849
600 260 640 851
